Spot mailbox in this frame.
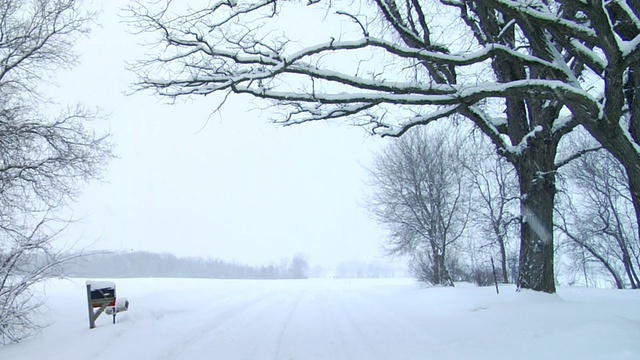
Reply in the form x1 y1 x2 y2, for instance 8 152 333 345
86 280 128 329
105 297 129 315
88 281 116 307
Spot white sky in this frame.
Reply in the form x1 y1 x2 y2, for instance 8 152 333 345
48 1 394 267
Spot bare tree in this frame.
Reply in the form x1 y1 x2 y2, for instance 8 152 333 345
367 126 469 286
0 0 110 344
0 216 75 345
465 139 519 283
288 254 310 279
128 0 640 292
556 136 640 289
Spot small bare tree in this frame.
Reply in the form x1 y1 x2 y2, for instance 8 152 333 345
0 0 110 344
367 125 469 286
0 216 71 344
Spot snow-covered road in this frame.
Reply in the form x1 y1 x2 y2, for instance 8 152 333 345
1 278 638 359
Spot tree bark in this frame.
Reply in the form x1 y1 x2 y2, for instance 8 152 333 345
430 242 441 285
497 234 509 283
515 143 557 293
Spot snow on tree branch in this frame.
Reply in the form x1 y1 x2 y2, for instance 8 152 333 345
127 0 640 293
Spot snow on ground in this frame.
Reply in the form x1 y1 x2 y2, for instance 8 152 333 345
1 278 638 360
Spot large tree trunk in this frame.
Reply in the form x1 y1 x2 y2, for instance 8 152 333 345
438 248 454 286
497 235 509 283
620 250 638 289
430 242 441 285
619 242 639 288
514 144 557 293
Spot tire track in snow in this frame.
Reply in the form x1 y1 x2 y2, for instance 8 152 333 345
263 280 381 360
335 289 387 359
335 285 446 359
272 287 303 360
161 284 308 360
159 287 281 360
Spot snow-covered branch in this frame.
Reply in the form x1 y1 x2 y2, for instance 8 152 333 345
127 0 640 294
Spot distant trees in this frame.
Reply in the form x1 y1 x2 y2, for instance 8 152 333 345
367 126 469 286
66 252 411 280
0 0 110 344
288 254 310 279
63 251 310 280
334 261 408 278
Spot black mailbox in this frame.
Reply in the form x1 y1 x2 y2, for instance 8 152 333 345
90 287 115 302
86 281 116 308
86 280 128 329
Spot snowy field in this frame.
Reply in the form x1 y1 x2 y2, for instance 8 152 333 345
1 278 638 360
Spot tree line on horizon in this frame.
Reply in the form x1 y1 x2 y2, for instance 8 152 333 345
61 251 311 280
60 251 409 280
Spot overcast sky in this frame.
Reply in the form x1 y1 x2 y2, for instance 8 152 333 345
47 1 395 267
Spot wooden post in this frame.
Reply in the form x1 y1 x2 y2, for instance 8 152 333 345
86 284 96 329
491 257 500 294
86 282 116 329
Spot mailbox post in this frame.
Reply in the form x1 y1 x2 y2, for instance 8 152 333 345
86 280 128 329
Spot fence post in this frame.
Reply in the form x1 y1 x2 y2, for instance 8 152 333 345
491 257 500 294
